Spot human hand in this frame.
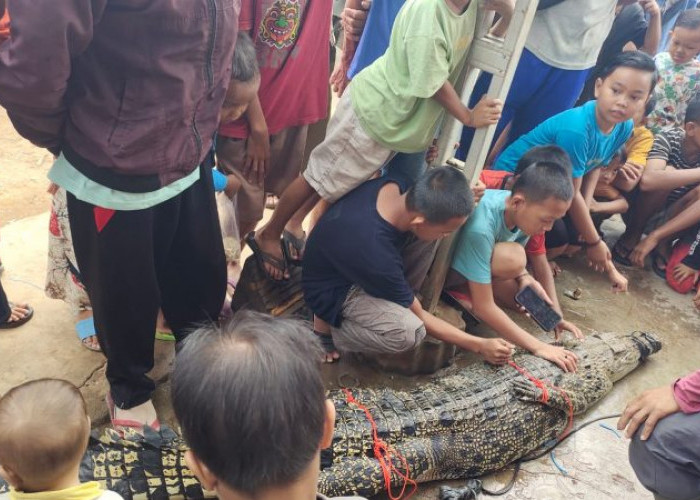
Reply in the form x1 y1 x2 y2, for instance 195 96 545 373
467 96 502 128
243 129 270 186
555 319 584 341
534 343 578 372
483 0 515 17
47 182 59 195
693 287 700 310
618 162 644 183
609 266 629 293
672 262 699 283
586 240 611 272
630 235 658 267
517 274 554 308
329 62 351 97
342 0 372 41
478 338 514 365
638 0 661 17
472 179 486 204
425 139 439 164
617 384 679 440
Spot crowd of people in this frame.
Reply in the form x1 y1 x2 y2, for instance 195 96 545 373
0 0 699 499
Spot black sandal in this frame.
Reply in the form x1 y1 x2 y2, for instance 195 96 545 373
245 232 288 281
282 230 306 266
612 242 634 267
315 331 340 363
651 251 668 279
0 303 34 330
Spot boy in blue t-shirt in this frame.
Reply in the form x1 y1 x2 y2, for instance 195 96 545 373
492 51 657 275
447 161 579 373
302 167 513 365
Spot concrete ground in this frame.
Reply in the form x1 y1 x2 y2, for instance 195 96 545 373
0 111 698 499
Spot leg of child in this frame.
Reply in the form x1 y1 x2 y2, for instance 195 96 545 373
617 188 670 256
255 93 393 279
605 260 628 292
313 315 339 363
630 186 700 266
491 242 529 310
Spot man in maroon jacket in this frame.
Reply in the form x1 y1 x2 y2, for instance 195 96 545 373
0 0 239 430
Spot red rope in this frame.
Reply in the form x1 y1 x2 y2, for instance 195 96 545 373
508 360 574 437
342 388 417 500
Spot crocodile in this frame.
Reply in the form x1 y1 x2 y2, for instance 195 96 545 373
0 330 660 499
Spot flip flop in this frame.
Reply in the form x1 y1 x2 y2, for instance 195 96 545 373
245 231 288 281
282 230 306 266
106 392 160 435
76 317 101 351
0 303 34 330
651 251 668 280
611 243 634 267
315 331 340 363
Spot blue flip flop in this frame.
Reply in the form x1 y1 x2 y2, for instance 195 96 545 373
76 317 101 352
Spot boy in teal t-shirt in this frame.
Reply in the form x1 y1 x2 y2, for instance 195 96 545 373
250 0 512 280
492 51 657 274
447 162 580 373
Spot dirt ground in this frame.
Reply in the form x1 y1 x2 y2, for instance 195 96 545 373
0 109 53 223
0 107 698 499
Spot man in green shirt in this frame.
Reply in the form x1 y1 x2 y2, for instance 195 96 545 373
249 0 512 280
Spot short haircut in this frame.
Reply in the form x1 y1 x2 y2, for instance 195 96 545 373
513 145 572 176
171 312 326 495
644 95 657 117
685 96 700 124
611 146 628 165
0 379 89 490
597 50 658 94
232 32 259 83
405 166 474 224
511 161 574 202
675 8 700 30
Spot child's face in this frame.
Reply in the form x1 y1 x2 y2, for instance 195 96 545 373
595 67 653 127
219 77 260 124
513 196 571 237
411 215 467 241
668 27 700 65
685 120 700 149
600 156 623 184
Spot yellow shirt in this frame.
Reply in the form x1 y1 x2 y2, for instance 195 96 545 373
9 482 122 500
626 125 654 167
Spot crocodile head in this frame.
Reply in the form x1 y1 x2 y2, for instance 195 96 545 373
573 331 662 384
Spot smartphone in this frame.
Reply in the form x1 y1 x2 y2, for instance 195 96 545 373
514 285 561 332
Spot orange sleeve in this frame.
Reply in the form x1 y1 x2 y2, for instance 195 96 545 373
626 126 654 167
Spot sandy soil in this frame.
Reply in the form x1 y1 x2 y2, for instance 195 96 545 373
0 108 53 225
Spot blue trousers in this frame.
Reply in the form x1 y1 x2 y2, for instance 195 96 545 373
457 49 590 161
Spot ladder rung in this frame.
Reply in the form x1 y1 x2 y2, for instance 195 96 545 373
469 38 510 76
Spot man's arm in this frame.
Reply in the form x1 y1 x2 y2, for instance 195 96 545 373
468 280 578 372
640 161 700 192
409 298 513 365
581 168 602 207
240 95 270 187
0 0 107 149
329 0 370 96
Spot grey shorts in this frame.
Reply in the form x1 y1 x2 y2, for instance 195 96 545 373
629 411 700 500
303 89 394 203
331 286 426 355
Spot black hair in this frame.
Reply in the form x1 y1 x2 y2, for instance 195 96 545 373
597 50 658 94
511 161 574 202
685 95 700 124
405 166 474 223
513 145 572 176
171 312 326 494
232 32 259 83
644 95 657 117
674 8 700 30
610 146 628 165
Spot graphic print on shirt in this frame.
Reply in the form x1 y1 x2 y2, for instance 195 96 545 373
259 0 301 49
